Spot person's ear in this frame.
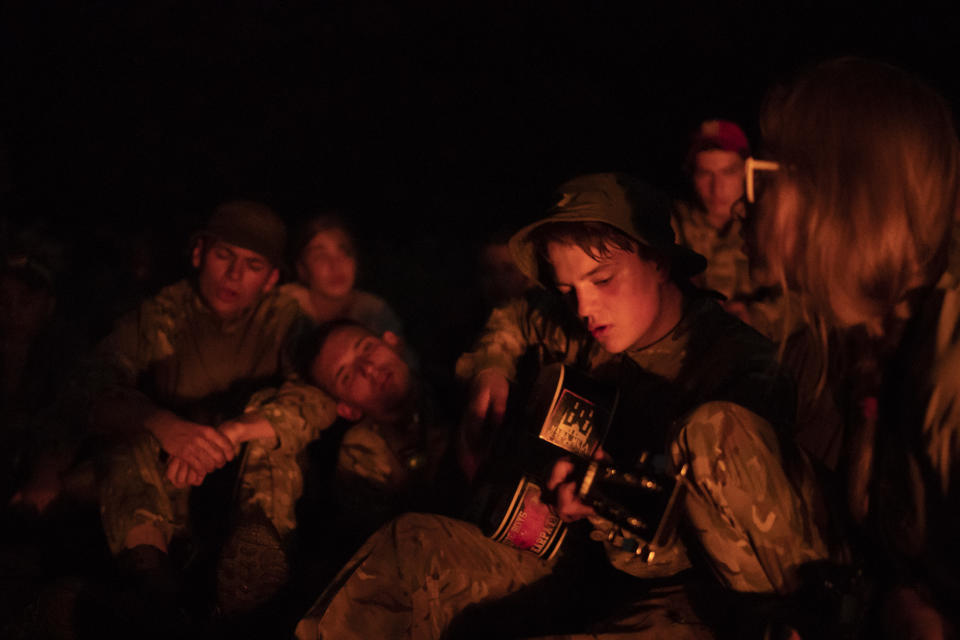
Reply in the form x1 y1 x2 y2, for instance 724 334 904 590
262 267 280 293
191 240 204 269
382 330 400 348
336 401 363 422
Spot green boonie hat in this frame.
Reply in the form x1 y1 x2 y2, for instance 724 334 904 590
509 172 707 285
196 200 287 267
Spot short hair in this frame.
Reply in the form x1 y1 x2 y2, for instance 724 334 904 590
294 317 369 385
756 58 960 333
526 221 663 286
293 212 357 263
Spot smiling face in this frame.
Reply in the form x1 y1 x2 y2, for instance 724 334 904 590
298 228 357 300
311 324 412 422
192 238 279 320
693 149 746 224
547 241 681 353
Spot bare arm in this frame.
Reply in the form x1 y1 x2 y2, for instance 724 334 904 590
92 390 236 476
165 411 278 488
217 411 278 449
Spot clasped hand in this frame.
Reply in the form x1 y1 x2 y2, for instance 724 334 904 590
153 418 241 488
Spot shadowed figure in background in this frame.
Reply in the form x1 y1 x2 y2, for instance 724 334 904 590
82 201 327 634
672 119 789 339
280 212 404 338
1 239 86 511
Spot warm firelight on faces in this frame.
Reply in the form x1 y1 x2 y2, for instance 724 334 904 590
298 228 358 300
547 241 680 353
192 239 278 320
311 324 412 422
693 149 746 224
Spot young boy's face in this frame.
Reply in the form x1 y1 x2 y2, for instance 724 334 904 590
192 238 279 320
693 149 745 221
298 228 357 300
547 241 673 353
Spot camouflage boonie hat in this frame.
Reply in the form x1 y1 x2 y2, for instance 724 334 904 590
509 173 707 285
196 200 287 267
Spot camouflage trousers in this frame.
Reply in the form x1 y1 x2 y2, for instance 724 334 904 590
294 513 713 640
100 433 303 555
664 401 830 593
294 402 830 639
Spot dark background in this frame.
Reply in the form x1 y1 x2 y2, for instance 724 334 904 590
2 1 958 365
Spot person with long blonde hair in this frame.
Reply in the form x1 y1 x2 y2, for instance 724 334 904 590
753 57 960 639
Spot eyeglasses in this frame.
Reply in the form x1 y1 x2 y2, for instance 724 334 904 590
745 157 780 203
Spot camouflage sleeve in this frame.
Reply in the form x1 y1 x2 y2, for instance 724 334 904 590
100 286 184 384
457 291 593 384
245 377 338 456
73 285 187 426
455 297 536 382
668 400 830 594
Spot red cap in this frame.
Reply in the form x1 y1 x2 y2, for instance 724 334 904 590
687 120 750 162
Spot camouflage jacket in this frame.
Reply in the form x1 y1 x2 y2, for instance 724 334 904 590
248 379 450 500
457 291 831 593
671 200 753 303
92 279 309 448
456 290 794 435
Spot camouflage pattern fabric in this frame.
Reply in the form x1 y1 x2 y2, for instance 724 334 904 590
101 433 189 554
670 201 794 340
234 382 337 537
233 439 306 539
294 513 557 640
241 380 451 541
292 404 827 638
334 408 452 528
96 280 317 552
666 401 828 593
294 514 714 640
464 293 828 594
246 379 339 458
671 201 753 304
93 280 302 414
335 412 445 499
455 288 600 384
295 294 831 637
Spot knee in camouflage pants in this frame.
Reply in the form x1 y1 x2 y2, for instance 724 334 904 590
295 402 830 639
100 434 304 555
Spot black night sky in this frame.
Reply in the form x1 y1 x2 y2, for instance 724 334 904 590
2 1 959 363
